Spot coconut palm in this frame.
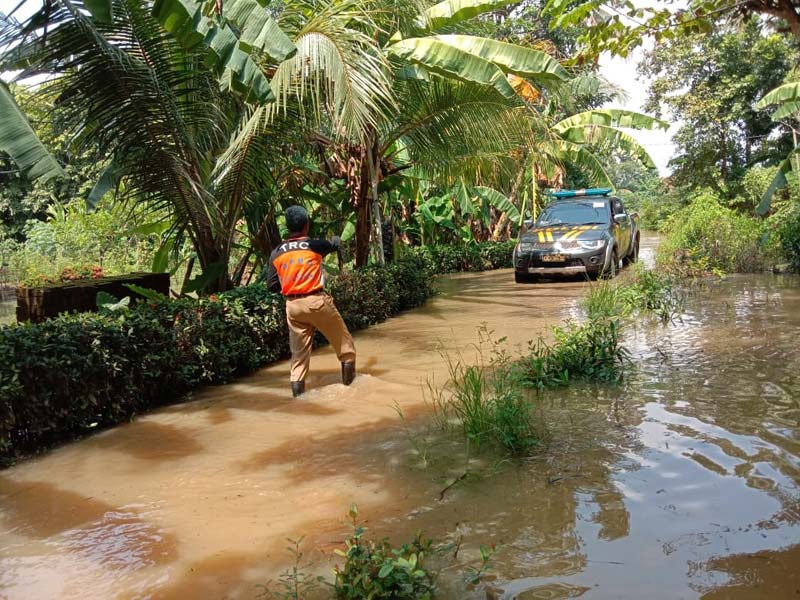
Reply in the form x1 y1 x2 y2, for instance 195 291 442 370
0 0 303 291
206 0 572 266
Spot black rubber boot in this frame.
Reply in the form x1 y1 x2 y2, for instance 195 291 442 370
342 362 356 386
291 381 305 397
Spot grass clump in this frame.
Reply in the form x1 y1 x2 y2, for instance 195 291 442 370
432 327 542 455
582 266 684 323
518 319 629 389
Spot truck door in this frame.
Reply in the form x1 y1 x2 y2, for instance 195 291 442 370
611 198 630 255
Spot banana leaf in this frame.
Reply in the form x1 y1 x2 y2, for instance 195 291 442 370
388 37 516 99
553 109 668 133
418 0 517 30
433 35 568 82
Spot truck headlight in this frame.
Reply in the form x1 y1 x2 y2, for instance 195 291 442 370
517 242 534 253
578 239 606 250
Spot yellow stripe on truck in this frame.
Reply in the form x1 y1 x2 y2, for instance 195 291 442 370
546 230 554 242
538 231 545 243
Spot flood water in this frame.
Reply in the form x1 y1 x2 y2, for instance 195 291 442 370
1 239 799 599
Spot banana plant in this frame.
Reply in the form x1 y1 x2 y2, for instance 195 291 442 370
754 82 800 215
153 0 297 102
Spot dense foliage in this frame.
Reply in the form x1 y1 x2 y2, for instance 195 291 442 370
657 191 781 274
404 241 515 273
0 0 668 291
1 200 158 286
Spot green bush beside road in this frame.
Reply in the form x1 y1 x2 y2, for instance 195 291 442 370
658 191 781 274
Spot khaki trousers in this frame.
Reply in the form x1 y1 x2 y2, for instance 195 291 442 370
285 293 356 382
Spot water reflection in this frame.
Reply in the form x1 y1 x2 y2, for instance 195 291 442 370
498 275 800 598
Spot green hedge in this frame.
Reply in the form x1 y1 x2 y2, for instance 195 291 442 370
404 241 515 273
0 243 514 463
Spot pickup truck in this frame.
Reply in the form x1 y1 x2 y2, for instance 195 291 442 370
513 188 640 283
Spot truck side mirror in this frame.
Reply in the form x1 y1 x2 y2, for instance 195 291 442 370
523 219 533 228
613 214 626 222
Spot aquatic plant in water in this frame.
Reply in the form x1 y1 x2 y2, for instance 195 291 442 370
257 537 325 600
334 504 439 599
582 265 684 323
434 326 543 455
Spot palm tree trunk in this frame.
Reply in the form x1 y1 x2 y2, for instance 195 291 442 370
354 154 372 267
367 142 385 266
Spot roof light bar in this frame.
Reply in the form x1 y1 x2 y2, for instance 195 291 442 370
550 188 613 198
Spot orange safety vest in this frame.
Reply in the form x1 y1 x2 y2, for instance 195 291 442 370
267 236 338 296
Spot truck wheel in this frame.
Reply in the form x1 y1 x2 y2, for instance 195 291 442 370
601 248 619 279
623 234 640 266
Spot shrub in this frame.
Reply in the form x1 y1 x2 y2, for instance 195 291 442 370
2 200 158 286
0 246 504 463
657 191 779 273
777 204 800 272
334 504 438 600
404 241 515 274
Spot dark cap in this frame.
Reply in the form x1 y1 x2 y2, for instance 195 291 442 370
285 205 309 234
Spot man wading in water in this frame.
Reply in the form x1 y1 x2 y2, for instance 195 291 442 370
267 205 357 397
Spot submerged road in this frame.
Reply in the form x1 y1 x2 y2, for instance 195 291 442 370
1 237 799 599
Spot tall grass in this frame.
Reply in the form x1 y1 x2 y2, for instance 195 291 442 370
430 328 542 455
582 266 684 323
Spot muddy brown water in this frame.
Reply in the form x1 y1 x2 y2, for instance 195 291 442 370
1 238 799 599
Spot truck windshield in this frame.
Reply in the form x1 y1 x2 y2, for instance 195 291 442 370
536 201 609 226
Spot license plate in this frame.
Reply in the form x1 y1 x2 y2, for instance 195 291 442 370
541 254 566 262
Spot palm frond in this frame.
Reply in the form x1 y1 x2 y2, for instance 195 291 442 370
0 81 64 182
390 79 534 185
270 0 395 142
